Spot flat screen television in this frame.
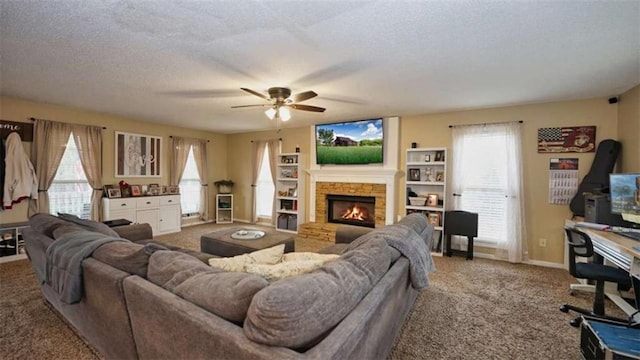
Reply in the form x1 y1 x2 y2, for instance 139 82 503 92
609 173 640 227
315 118 383 165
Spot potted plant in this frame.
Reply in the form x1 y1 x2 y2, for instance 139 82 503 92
214 179 234 194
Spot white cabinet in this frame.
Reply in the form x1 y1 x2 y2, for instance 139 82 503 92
275 153 305 233
103 195 181 236
0 222 29 263
405 148 447 254
216 194 233 224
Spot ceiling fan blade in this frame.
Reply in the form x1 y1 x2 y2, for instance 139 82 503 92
240 88 270 100
231 104 269 108
291 91 317 103
290 104 326 112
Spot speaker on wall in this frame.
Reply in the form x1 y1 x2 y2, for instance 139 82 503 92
608 97 618 104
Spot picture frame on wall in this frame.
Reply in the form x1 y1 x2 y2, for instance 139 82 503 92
409 168 421 181
115 132 162 177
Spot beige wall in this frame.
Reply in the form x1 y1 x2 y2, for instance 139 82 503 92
226 127 310 222
399 98 618 264
3 94 634 265
617 85 640 172
0 96 228 224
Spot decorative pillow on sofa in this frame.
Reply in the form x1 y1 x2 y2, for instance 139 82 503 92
243 237 391 349
208 244 285 272
244 253 339 282
148 250 268 322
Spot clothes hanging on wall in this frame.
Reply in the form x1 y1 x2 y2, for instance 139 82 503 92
0 137 5 211
3 132 38 209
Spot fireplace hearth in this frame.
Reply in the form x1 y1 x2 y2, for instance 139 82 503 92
327 194 375 228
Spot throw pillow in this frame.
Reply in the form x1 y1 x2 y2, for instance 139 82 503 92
208 244 285 272
282 252 340 262
245 260 326 282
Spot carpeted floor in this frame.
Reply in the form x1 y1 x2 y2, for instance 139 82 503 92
0 222 629 359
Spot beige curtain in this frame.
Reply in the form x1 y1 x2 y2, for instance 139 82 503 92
29 119 73 215
72 125 103 221
169 137 190 186
250 140 267 223
267 139 281 225
191 139 209 221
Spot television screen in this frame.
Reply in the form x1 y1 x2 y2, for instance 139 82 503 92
609 173 640 215
316 118 383 165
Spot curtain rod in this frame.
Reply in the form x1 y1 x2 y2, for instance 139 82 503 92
30 117 106 130
251 138 282 143
449 120 523 128
168 135 210 143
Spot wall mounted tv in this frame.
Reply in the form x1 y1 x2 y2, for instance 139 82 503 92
316 118 384 165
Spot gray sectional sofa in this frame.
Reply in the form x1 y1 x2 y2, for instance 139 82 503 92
23 212 435 360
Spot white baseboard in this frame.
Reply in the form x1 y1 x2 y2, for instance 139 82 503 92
465 252 565 269
181 219 215 228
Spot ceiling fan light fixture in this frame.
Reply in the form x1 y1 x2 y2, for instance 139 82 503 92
279 106 291 121
265 107 277 120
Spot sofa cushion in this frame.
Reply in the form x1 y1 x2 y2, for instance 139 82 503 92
52 224 85 239
243 237 391 349
92 242 166 278
57 213 121 238
148 250 268 322
174 271 269 323
207 244 284 272
396 213 432 246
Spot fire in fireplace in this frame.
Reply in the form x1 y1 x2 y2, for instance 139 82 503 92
327 194 375 228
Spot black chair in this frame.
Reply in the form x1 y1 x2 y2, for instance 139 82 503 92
559 227 632 327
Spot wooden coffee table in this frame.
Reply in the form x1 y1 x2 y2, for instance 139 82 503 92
200 227 295 257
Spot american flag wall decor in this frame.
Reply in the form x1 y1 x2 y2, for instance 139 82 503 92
537 126 596 153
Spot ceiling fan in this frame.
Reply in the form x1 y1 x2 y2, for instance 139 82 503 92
231 87 326 121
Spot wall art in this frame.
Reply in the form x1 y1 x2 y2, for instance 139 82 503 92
115 132 162 177
537 126 596 153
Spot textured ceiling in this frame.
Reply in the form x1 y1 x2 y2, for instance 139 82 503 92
1 1 638 134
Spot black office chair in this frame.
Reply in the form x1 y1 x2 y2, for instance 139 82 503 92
559 227 632 327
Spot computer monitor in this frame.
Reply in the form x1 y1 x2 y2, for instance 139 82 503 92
609 173 640 227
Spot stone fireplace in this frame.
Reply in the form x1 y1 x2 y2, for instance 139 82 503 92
326 194 376 228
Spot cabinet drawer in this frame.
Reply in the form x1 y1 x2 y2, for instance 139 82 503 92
159 195 180 206
136 197 160 209
107 198 136 210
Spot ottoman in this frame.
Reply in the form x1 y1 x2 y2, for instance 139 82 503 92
200 227 295 257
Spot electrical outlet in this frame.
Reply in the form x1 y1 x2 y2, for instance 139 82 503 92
539 238 547 247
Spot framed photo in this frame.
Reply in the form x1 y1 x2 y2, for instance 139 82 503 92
426 194 438 207
435 170 444 182
107 188 122 198
409 168 421 181
103 184 115 197
424 154 431 162
130 185 142 196
115 132 162 177
161 185 168 195
168 185 180 194
428 212 441 227
434 151 445 162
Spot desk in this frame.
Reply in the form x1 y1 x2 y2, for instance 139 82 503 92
567 220 640 322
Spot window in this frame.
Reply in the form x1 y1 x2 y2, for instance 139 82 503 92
179 146 201 216
454 133 508 243
450 122 526 262
256 145 275 218
49 134 92 218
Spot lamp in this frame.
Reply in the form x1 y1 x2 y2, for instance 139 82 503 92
264 105 291 122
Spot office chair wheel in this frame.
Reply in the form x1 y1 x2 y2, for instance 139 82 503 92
559 304 569 313
569 316 582 328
